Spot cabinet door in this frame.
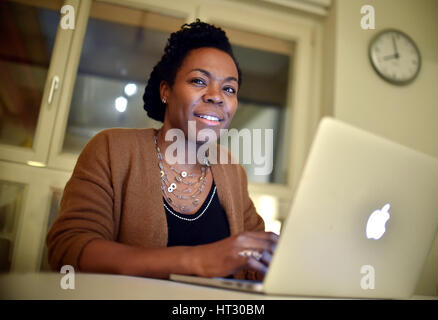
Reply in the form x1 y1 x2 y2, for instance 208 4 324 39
39 187 62 272
0 180 25 272
47 0 189 171
197 1 322 223
223 29 293 186
0 0 79 167
0 161 70 272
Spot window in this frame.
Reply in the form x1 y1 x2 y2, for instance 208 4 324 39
62 2 185 154
221 26 293 185
0 0 62 148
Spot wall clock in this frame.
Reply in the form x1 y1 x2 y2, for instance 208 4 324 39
369 29 421 85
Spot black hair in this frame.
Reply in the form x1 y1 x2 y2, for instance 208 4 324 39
143 19 242 122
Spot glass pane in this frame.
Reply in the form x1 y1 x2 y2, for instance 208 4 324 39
63 2 185 154
229 45 291 185
0 180 25 272
0 0 62 148
40 187 62 272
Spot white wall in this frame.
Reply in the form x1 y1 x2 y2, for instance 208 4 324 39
332 0 438 158
324 0 438 296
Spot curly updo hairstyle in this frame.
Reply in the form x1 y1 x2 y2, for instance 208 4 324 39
143 19 242 122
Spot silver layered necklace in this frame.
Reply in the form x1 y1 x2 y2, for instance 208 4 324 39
154 130 216 220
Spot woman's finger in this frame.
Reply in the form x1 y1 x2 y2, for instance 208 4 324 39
244 231 279 243
259 250 272 267
247 256 268 275
235 236 276 254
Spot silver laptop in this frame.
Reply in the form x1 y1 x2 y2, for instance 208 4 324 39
170 117 438 299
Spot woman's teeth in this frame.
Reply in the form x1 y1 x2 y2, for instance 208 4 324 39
197 115 220 121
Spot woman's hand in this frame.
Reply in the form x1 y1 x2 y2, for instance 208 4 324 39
189 231 279 279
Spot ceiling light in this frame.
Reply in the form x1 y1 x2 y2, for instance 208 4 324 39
124 83 137 96
115 96 127 112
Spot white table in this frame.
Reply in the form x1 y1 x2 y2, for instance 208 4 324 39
0 272 436 300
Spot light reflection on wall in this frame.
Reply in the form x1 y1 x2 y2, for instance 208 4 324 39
253 195 282 235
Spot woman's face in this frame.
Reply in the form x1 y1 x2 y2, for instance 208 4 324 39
160 47 239 142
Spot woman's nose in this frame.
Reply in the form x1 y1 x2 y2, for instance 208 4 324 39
203 85 223 105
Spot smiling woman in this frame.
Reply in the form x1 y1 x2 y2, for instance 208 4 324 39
46 19 278 281
160 47 239 139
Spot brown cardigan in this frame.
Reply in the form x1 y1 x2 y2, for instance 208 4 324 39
46 128 265 279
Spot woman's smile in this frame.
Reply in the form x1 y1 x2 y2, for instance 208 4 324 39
194 115 223 126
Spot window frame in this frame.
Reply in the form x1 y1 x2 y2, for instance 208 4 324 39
0 0 80 167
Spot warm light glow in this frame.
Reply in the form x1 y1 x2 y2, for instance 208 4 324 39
27 161 46 168
124 83 137 96
255 195 282 235
115 96 127 112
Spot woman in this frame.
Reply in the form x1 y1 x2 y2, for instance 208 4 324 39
46 20 278 281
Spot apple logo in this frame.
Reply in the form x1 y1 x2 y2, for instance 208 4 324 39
366 203 391 240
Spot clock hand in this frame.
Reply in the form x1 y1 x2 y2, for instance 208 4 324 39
392 34 399 59
383 54 397 61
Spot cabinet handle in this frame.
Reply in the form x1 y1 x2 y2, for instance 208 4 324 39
47 75 60 108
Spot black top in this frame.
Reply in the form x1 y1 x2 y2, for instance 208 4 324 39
164 180 231 247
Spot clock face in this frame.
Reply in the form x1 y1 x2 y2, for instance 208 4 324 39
369 30 421 85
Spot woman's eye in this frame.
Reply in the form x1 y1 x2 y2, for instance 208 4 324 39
191 78 206 85
224 87 236 94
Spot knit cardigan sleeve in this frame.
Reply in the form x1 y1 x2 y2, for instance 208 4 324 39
46 130 116 271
